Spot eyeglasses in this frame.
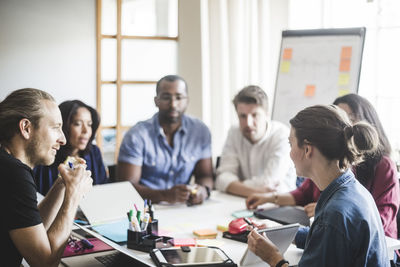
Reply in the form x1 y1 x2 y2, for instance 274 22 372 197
157 94 188 103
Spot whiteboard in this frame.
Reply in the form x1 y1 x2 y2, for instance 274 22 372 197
271 28 366 126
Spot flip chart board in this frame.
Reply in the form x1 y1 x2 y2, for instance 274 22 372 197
272 27 366 125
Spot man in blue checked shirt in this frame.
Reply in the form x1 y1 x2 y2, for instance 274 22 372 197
117 75 213 205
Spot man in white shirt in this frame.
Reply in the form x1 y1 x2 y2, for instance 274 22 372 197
216 85 296 197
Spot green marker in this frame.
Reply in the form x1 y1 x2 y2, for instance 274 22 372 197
128 209 133 221
136 210 141 224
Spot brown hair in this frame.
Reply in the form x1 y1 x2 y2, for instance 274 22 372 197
333 93 391 184
0 88 55 144
290 105 379 169
233 85 269 113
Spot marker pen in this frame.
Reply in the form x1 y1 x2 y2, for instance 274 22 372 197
141 213 150 231
136 210 141 224
243 217 257 230
81 239 94 249
148 200 154 220
131 214 141 232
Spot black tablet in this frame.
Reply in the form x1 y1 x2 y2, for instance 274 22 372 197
254 206 310 226
150 246 237 267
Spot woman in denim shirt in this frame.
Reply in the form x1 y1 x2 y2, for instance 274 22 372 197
247 105 389 267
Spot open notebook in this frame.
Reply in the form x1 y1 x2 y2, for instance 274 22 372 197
79 181 144 243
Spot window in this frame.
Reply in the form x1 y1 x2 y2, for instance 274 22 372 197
96 0 178 165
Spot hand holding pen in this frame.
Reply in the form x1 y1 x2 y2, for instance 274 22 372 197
243 217 267 232
187 184 208 206
164 184 191 203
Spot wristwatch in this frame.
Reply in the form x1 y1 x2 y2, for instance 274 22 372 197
275 259 289 267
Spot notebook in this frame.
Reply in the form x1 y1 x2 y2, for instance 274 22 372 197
240 223 300 266
254 206 310 226
78 181 144 243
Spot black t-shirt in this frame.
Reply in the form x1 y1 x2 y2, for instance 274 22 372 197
0 148 42 266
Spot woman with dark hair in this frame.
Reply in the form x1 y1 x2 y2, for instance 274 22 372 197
34 100 108 195
247 105 389 266
247 94 399 241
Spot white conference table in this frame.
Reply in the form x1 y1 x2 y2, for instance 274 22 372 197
72 191 302 267
68 191 400 266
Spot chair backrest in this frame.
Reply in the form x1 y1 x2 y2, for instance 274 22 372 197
108 164 117 183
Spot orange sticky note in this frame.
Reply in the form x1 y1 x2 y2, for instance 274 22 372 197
283 48 293 60
193 229 218 239
341 46 352 59
304 85 316 97
340 59 351 72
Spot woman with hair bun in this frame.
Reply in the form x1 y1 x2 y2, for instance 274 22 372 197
247 94 399 243
247 105 389 267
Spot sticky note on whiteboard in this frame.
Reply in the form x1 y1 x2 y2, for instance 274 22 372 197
341 46 352 59
338 89 350 97
339 59 351 72
283 48 293 60
280 61 290 73
304 85 316 97
338 73 350 86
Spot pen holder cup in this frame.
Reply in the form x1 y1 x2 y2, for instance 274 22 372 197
147 219 158 236
127 229 172 252
127 229 147 244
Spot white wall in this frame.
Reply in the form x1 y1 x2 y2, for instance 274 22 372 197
0 0 96 106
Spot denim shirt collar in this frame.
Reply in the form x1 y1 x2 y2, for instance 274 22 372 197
152 112 187 138
315 169 354 218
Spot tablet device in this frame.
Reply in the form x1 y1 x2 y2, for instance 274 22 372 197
150 246 237 267
240 223 299 266
254 206 310 226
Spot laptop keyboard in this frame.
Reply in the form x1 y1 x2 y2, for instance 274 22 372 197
95 252 139 266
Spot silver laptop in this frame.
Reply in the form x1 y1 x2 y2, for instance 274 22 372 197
79 181 144 226
240 223 300 266
61 182 150 266
77 181 145 243
61 221 152 266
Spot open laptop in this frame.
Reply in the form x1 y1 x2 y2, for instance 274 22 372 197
254 206 310 226
240 223 299 266
78 181 145 243
61 223 150 267
61 182 150 266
